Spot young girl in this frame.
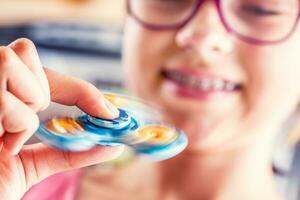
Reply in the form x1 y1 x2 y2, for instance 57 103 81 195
2 0 300 199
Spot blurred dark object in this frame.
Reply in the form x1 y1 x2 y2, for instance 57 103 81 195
0 22 122 57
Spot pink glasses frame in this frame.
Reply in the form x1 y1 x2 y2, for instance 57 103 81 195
127 0 300 45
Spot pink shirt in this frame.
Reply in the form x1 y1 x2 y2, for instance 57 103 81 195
22 170 82 200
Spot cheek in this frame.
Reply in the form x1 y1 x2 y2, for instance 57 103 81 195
239 42 300 127
122 19 175 100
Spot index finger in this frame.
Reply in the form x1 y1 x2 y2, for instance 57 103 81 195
45 68 119 119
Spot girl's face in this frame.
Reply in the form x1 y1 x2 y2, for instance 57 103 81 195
123 0 300 151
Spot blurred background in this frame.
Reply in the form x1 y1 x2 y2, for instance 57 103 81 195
0 0 126 91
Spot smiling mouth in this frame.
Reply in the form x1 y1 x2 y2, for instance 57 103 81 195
162 70 242 92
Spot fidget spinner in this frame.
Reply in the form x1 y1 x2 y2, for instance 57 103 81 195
36 92 188 161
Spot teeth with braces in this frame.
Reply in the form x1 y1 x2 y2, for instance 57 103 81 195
166 71 238 91
212 80 224 90
224 82 236 91
199 79 211 91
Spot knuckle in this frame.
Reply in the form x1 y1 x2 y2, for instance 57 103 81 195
30 95 48 112
0 91 3 135
0 46 14 70
25 113 39 133
0 91 39 134
12 38 36 53
0 90 4 112
35 89 51 111
39 96 50 111
0 90 9 114
27 90 50 112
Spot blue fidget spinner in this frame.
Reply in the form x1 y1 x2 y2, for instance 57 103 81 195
36 92 188 161
87 109 131 129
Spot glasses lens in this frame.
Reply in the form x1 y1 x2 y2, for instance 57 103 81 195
130 0 197 27
221 0 299 42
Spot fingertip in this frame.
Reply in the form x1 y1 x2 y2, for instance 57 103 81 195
102 98 120 119
9 38 36 54
73 81 119 120
80 92 119 120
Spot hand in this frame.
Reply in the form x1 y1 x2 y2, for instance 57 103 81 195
0 38 124 200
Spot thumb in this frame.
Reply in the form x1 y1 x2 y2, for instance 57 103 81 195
19 143 124 189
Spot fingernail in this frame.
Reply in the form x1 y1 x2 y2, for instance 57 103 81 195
104 99 119 118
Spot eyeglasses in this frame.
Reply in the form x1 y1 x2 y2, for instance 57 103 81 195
127 0 300 45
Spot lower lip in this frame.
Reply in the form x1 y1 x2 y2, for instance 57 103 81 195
164 78 237 101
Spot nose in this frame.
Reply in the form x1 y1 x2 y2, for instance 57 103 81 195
175 1 233 63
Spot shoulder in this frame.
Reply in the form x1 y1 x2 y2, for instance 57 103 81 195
274 140 300 200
